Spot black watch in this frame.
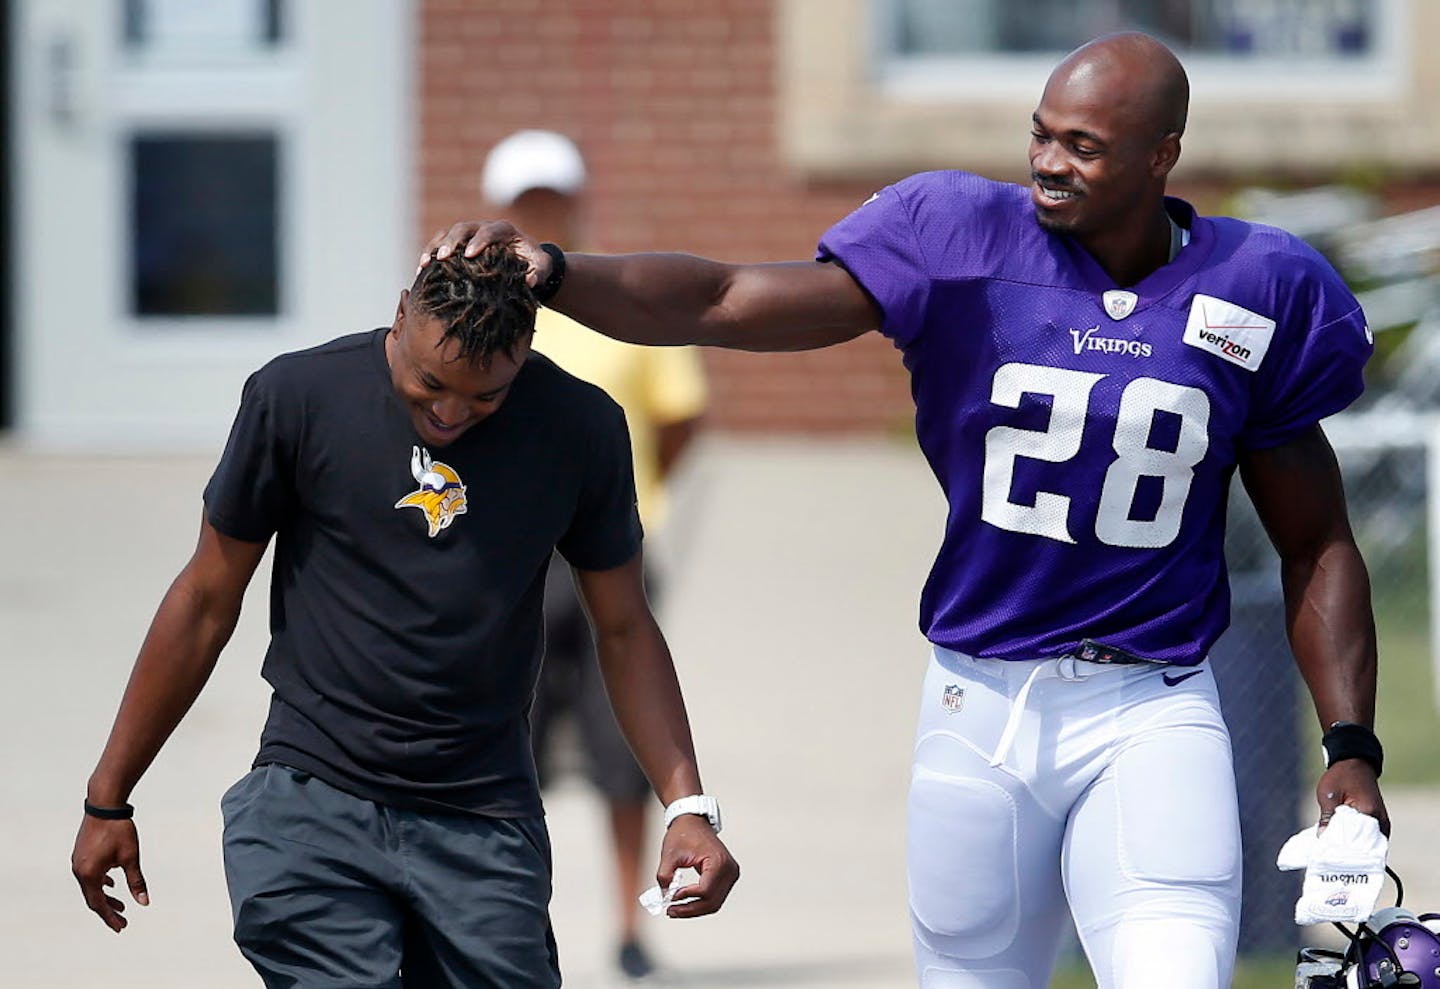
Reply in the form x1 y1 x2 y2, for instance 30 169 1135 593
532 243 566 305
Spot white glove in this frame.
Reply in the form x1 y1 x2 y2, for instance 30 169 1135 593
1276 805 1388 925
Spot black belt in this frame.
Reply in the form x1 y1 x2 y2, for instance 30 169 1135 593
1059 639 1159 666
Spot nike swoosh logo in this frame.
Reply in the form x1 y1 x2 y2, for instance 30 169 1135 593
1162 669 1205 687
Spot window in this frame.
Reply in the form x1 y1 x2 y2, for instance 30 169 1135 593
888 0 1375 58
114 1 297 323
130 134 280 317
876 0 1400 101
776 0 1426 178
124 0 284 53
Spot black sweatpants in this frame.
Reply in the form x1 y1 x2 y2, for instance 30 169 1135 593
221 763 560 989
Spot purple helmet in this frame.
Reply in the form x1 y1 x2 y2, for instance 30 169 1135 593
1297 902 1440 988
1356 907 1440 989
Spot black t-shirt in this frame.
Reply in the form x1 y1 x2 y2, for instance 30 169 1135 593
204 328 642 816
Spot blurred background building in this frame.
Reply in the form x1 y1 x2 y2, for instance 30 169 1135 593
7 1 1440 443
5 2 1439 985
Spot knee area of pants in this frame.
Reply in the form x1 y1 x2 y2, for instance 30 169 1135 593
1097 917 1230 989
908 769 1019 953
920 964 1032 989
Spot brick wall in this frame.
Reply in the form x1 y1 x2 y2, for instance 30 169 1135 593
420 0 917 433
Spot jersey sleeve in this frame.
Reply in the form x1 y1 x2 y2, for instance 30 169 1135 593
203 367 298 543
1240 264 1373 450
816 184 931 348
557 399 644 571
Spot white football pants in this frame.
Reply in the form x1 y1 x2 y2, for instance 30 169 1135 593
909 646 1242 989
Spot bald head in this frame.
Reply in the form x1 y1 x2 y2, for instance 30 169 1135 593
1027 32 1189 256
1047 32 1189 142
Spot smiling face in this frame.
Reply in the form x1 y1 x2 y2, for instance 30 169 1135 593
1027 34 1185 245
1029 77 1166 241
385 292 533 447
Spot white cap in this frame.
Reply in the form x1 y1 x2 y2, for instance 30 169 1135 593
481 130 587 207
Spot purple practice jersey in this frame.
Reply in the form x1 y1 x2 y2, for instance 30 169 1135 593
819 171 1372 665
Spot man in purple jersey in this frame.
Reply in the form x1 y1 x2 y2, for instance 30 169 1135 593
426 32 1387 989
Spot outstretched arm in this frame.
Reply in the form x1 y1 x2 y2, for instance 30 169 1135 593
71 513 268 931
1239 425 1387 832
424 221 880 352
572 552 740 917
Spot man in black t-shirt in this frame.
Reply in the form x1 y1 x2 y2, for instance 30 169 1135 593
71 245 738 987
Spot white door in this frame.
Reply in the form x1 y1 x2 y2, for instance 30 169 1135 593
13 0 413 450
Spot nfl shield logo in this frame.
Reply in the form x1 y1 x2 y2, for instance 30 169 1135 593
941 684 965 714
1102 290 1138 320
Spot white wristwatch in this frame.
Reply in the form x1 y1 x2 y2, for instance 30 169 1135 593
663 794 722 834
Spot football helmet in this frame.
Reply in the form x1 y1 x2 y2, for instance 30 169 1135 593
1297 870 1440 988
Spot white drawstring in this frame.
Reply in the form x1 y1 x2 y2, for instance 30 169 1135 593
989 662 1047 769
988 656 1099 769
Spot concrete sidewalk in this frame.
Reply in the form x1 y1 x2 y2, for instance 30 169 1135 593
2 437 1435 988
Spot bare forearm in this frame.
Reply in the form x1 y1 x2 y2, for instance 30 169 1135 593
87 575 242 805
552 253 722 346
1283 539 1377 730
554 254 874 352
593 620 703 804
1241 428 1386 826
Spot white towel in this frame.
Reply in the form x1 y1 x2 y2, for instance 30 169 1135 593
637 867 700 917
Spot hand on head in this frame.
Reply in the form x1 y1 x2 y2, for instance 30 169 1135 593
420 222 551 289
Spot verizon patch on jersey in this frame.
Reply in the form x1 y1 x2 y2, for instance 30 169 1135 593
1182 294 1275 372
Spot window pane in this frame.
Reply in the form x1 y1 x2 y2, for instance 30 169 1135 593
124 0 284 50
890 0 1375 57
130 134 279 318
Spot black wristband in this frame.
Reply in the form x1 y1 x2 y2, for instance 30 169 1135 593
532 242 566 305
1322 721 1384 778
84 799 135 820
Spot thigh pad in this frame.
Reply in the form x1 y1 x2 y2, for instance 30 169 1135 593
909 750 1020 957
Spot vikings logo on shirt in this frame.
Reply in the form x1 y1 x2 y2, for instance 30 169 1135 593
394 446 467 537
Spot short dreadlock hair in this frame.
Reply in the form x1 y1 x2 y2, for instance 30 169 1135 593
408 243 537 365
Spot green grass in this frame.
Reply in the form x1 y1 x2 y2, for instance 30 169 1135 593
1369 581 1438 783
1298 566 1438 784
1284 520 1437 784
1050 954 1296 988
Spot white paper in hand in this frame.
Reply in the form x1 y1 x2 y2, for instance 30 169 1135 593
638 867 700 917
1276 805 1388 925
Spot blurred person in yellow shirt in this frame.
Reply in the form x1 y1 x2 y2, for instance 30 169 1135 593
482 130 708 982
